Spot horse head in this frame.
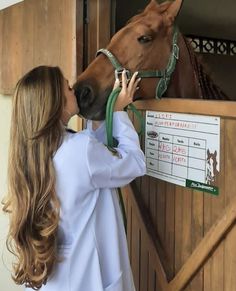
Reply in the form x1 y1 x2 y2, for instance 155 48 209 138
74 0 186 120
206 149 218 184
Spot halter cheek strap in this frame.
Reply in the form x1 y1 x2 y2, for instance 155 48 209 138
96 27 179 100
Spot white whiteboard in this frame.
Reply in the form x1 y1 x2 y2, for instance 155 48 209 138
145 111 220 194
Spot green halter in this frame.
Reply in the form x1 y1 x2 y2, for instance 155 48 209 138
96 28 179 231
96 27 179 100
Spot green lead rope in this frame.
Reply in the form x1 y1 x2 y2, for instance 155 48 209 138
105 87 144 233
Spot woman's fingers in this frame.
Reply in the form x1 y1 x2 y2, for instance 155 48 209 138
128 71 138 89
113 70 141 111
128 76 141 98
121 70 128 92
113 78 120 90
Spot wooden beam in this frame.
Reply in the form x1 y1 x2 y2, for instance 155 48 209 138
167 194 236 291
134 99 236 118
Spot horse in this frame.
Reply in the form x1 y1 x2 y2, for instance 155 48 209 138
206 149 219 186
73 0 229 120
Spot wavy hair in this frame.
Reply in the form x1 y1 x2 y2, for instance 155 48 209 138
2 66 65 289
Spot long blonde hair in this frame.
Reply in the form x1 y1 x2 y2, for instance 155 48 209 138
2 66 66 289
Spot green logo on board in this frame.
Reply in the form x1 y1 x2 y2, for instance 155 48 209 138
186 179 219 195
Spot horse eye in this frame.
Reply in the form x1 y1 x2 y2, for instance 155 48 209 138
137 35 153 44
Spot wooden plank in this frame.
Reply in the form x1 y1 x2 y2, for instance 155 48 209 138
123 185 169 290
203 188 213 290
98 0 111 48
76 0 84 75
156 180 166 252
165 182 175 280
175 185 183 274
148 262 156 291
189 190 204 290
224 119 236 291
224 227 236 291
22 0 34 76
131 210 141 291
33 0 49 65
149 177 157 237
60 0 77 82
211 119 225 291
168 193 236 291
127 195 132 258
180 188 193 290
141 175 150 211
134 99 236 119
140 233 149 291
88 0 98 63
1 4 23 94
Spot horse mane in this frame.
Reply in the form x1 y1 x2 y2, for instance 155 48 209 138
183 36 229 100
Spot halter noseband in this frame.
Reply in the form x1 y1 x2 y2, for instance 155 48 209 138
96 27 179 100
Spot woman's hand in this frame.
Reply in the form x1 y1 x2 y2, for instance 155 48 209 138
113 70 141 112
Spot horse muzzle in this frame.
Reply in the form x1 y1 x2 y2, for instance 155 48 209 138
73 83 109 120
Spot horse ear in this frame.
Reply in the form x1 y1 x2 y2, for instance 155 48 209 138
159 1 172 13
144 0 159 12
165 0 183 24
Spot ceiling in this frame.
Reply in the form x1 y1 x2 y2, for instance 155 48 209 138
116 0 236 41
177 0 236 41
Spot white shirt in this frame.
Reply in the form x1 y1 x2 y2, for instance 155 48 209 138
26 111 146 291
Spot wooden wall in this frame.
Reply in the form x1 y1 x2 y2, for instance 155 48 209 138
122 99 236 291
0 0 82 95
84 0 112 65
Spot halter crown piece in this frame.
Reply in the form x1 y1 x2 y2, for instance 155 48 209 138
96 27 179 100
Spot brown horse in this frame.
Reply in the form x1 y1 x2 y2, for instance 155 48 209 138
74 0 228 120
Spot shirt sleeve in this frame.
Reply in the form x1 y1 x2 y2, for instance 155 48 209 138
86 111 146 189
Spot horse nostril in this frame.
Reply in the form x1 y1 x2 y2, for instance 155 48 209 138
81 87 91 100
75 85 94 107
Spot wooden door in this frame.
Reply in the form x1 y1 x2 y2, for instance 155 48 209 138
123 99 236 291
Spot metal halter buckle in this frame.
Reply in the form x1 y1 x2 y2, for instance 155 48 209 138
173 43 180 60
114 68 131 84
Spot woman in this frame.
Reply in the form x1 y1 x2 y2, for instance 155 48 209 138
3 65 145 290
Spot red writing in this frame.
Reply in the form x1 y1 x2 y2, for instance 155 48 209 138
173 145 187 155
159 142 171 152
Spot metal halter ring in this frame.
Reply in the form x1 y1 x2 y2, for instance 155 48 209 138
114 68 132 85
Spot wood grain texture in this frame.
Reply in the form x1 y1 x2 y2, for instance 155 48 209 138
0 0 77 94
126 101 236 291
